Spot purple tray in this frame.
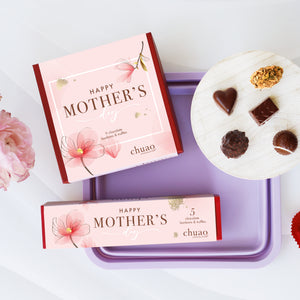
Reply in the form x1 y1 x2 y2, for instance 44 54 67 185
83 73 281 268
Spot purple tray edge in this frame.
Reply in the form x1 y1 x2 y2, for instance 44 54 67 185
83 72 282 269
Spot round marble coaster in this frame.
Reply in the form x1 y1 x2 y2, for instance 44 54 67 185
191 50 300 180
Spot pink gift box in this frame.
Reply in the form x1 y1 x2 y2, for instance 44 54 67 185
41 195 222 249
33 33 182 183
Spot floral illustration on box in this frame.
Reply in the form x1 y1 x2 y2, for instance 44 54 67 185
116 41 149 83
104 138 121 159
52 210 90 248
81 237 96 248
0 106 35 191
61 128 105 176
168 197 184 210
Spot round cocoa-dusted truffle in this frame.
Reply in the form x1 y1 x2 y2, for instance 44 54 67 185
221 130 249 159
273 130 298 155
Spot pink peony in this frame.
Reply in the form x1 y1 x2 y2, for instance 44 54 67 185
0 110 35 191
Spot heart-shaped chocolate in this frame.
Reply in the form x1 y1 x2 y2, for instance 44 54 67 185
213 88 237 115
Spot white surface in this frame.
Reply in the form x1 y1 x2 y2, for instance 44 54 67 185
1 0 300 299
191 50 300 179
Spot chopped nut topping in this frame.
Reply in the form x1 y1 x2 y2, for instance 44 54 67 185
250 65 283 89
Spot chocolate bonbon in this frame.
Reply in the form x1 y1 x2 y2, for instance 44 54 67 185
221 130 249 159
249 97 278 126
250 65 283 89
213 88 237 115
273 130 298 155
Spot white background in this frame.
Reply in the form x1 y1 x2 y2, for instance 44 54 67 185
1 0 300 299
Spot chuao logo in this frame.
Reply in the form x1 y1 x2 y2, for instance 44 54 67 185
130 144 156 155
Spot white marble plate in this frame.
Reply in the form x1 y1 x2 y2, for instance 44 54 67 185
191 50 300 180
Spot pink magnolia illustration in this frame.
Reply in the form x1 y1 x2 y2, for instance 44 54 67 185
0 109 35 191
61 128 105 176
116 63 135 83
52 210 90 248
116 41 148 82
105 138 121 158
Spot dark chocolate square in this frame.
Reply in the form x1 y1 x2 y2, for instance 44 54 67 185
249 97 278 126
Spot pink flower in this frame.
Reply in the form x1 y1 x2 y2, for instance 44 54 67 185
105 138 121 158
116 62 135 83
52 210 90 248
81 237 96 248
116 42 148 82
0 110 35 191
61 128 104 176
0 167 10 190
